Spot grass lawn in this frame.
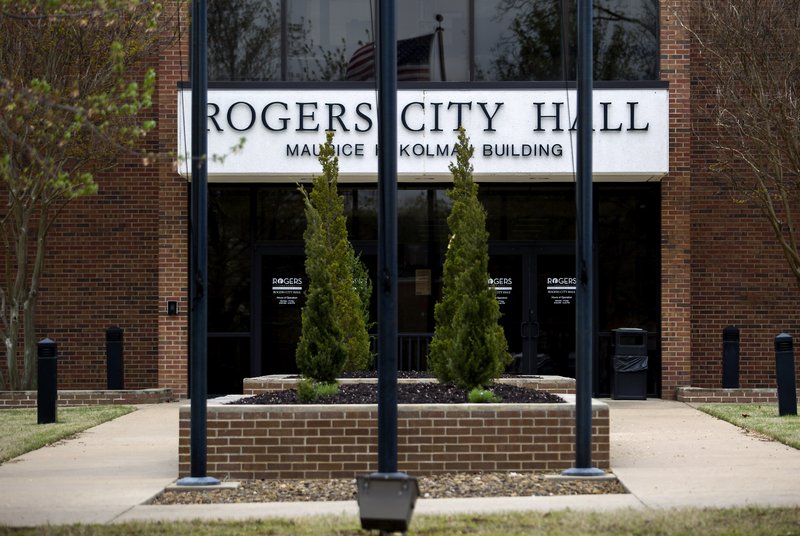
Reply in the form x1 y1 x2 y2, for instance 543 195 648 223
1 508 800 535
698 403 800 450
0 405 134 464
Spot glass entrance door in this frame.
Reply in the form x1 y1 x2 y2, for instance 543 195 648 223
254 247 306 376
536 252 577 377
489 245 532 373
489 244 575 376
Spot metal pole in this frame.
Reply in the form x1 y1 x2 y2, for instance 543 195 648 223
177 0 219 486
377 0 398 475
564 0 603 477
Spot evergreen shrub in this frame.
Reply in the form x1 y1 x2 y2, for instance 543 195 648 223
296 131 372 383
428 127 511 389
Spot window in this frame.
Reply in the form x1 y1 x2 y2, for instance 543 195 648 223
208 1 659 81
476 0 659 81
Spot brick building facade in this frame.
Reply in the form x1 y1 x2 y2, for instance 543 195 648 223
14 0 800 398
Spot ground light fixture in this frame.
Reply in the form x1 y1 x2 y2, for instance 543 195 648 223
357 472 419 532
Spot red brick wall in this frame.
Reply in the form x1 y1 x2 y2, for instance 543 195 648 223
179 399 610 479
3 2 191 393
156 1 190 396
686 1 800 391
31 4 195 392
0 388 174 408
659 0 694 398
675 387 797 405
35 150 160 390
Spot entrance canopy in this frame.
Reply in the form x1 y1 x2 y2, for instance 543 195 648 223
178 85 668 183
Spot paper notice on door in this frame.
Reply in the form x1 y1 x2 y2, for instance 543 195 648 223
546 276 576 305
489 277 513 306
272 277 303 305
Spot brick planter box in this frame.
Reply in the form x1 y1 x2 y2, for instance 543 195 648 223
0 388 174 408
243 374 576 396
178 394 608 480
676 386 800 404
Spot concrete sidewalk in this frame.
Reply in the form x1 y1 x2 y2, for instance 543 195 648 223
1 399 799 527
0 403 180 526
609 399 800 508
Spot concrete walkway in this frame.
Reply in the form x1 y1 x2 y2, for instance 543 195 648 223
609 399 800 508
0 403 179 526
1 399 799 527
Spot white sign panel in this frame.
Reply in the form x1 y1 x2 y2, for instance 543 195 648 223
178 87 668 182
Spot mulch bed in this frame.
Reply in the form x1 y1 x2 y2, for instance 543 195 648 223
153 471 626 504
233 382 565 405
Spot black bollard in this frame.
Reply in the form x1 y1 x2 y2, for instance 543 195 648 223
106 326 124 390
722 326 740 388
774 333 798 416
37 338 58 424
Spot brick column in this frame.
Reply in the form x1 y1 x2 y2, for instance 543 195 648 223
659 1 693 398
157 2 190 396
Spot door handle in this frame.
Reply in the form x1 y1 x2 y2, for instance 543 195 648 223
521 321 540 339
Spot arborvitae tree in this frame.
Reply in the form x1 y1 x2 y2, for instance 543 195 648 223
428 128 511 389
296 131 372 381
295 203 346 383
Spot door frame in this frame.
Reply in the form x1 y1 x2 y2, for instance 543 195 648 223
489 241 576 375
251 243 305 378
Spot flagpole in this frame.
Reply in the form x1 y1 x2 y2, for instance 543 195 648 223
435 14 446 81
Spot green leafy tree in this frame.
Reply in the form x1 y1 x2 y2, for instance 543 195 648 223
0 0 169 389
429 128 511 389
296 131 371 381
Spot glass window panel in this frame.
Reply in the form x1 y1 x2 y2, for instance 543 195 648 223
208 187 251 332
343 188 378 241
597 184 660 333
208 0 281 81
475 0 658 81
208 0 658 82
286 0 468 81
481 186 575 241
256 188 306 240
287 0 376 81
594 0 659 80
395 0 469 82
475 0 569 81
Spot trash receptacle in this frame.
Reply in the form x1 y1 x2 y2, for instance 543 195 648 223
612 328 648 400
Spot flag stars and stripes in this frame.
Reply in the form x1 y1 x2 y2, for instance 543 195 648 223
345 33 436 82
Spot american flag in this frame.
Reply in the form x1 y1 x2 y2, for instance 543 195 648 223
345 33 436 81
